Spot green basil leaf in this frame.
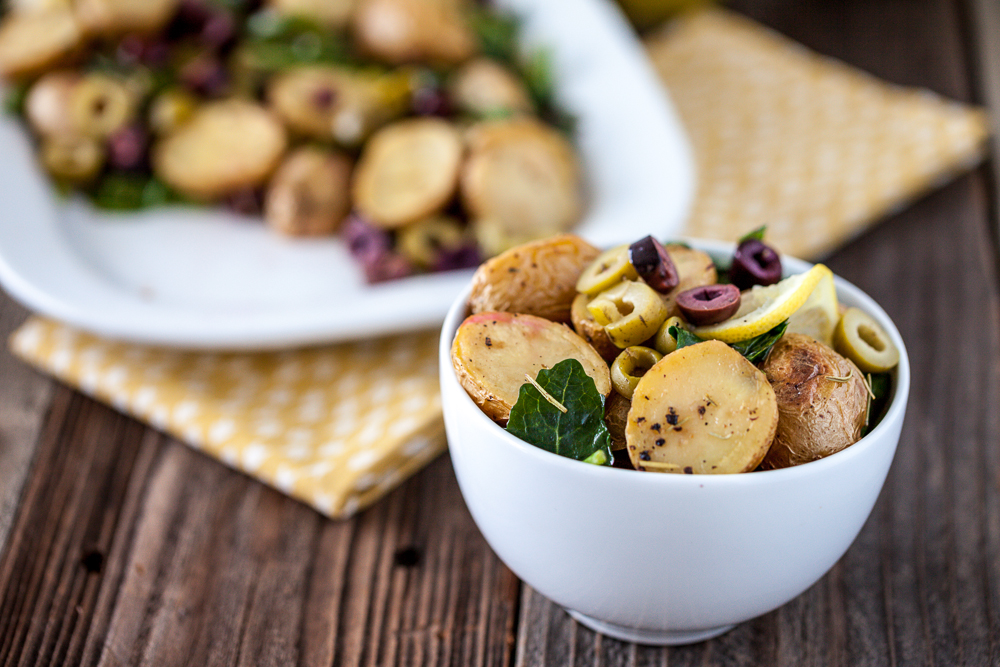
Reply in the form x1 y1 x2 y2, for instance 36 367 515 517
669 321 788 365
738 225 767 243
669 325 704 350
468 8 520 63
507 359 612 465
730 320 789 364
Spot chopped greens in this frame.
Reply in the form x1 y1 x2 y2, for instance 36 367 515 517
507 359 612 465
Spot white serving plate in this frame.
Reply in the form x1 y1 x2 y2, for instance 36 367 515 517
0 0 694 350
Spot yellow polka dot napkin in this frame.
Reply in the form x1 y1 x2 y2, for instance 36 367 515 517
9 318 444 518
7 8 989 519
647 8 989 258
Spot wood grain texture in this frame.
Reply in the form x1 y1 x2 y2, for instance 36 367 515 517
0 407 518 666
0 295 52 550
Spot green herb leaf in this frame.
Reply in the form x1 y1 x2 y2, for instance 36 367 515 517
669 325 704 350
862 372 892 436
468 7 520 62
507 359 612 465
88 173 184 211
730 320 788 364
738 225 767 243
3 81 30 116
669 321 788 365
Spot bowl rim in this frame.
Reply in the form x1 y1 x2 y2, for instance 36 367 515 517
439 237 910 488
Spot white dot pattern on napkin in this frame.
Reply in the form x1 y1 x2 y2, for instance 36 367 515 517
8 320 445 519
646 9 988 259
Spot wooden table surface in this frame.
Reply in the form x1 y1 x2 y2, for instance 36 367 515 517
1 0 999 664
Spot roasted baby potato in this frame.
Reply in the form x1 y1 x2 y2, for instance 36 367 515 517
462 118 583 256
266 65 409 145
352 0 477 65
469 234 600 324
625 340 778 474
153 100 287 200
660 244 717 318
264 147 353 236
75 0 179 35
448 57 534 116
760 333 869 469
570 292 620 362
452 311 611 425
0 9 83 79
24 70 80 136
604 391 630 451
352 117 463 228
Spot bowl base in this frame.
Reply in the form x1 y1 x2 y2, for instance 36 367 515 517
566 610 735 646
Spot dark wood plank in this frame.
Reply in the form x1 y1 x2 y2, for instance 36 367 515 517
0 295 53 550
0 385 519 666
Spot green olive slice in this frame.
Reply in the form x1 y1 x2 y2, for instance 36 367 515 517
652 316 687 355
611 346 663 399
833 307 900 373
575 245 638 296
587 280 669 349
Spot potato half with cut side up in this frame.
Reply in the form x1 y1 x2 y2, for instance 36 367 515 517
452 311 611 425
469 234 600 324
352 117 464 228
0 9 83 79
760 333 869 469
153 100 287 200
462 118 583 256
625 340 778 473
352 0 477 65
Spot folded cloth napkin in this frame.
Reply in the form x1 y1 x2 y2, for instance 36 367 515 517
9 8 989 518
646 8 988 258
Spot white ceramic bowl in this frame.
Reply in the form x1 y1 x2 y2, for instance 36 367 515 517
439 239 910 646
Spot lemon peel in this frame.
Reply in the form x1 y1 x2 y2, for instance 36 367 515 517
785 267 839 346
692 264 833 343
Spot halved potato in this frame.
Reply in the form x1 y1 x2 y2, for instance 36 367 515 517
352 0 477 65
264 147 353 236
452 311 611 425
448 58 534 116
468 234 600 324
266 65 409 144
352 117 463 228
462 118 583 256
153 100 287 200
0 9 83 79
760 333 869 469
75 0 179 35
625 340 778 473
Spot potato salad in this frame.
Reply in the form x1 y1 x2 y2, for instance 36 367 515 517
0 0 582 283
451 231 900 473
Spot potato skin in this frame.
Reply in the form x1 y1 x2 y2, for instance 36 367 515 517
452 311 611 425
469 234 600 324
760 333 869 469
625 340 778 473
604 391 630 451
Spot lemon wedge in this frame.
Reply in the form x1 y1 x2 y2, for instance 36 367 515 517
692 264 834 343
785 267 839 346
